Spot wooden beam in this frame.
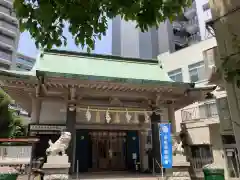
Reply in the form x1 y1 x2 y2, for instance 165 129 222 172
1 83 35 91
45 77 186 92
45 86 182 101
2 79 36 87
37 96 149 108
75 123 150 131
78 88 154 100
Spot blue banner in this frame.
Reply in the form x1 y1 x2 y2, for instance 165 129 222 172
159 123 172 168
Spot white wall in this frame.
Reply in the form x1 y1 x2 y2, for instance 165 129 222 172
158 37 217 83
157 37 230 175
158 38 223 133
39 100 66 124
195 0 213 40
158 37 226 101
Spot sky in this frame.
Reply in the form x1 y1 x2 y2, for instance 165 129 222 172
17 21 113 58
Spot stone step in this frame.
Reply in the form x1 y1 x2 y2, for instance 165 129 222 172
18 174 166 180
71 177 164 180
71 174 165 180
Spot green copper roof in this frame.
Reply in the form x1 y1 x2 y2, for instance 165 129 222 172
36 50 178 84
0 50 190 87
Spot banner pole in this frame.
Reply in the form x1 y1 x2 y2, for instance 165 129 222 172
159 123 164 179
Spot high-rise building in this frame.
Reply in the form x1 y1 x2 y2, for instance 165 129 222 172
111 0 212 59
16 53 35 71
0 0 19 69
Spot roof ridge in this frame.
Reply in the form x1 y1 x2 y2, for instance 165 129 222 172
43 49 159 64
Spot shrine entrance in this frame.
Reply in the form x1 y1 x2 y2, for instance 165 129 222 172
75 129 139 172
89 131 127 171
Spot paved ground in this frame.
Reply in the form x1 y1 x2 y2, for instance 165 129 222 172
17 175 28 180
18 175 30 180
17 173 164 180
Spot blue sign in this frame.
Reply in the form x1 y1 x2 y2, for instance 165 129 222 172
159 123 172 168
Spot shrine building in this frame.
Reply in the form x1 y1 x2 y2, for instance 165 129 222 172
0 50 215 173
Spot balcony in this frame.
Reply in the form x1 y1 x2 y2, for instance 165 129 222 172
0 11 18 26
181 103 219 125
0 34 15 50
172 17 200 47
189 157 214 178
1 0 14 9
0 20 18 36
0 48 11 65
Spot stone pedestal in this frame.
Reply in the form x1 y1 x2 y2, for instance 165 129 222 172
42 155 70 180
166 155 191 180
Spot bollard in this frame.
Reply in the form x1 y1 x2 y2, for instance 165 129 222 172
76 160 79 179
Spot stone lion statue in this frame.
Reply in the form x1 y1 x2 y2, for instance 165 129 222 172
173 141 184 155
46 131 71 156
172 136 184 156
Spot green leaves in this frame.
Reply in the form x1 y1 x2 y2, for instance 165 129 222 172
14 0 190 51
0 89 26 138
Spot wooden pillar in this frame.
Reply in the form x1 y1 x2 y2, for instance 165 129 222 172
168 104 176 133
66 104 76 174
29 97 42 159
139 130 147 171
150 110 161 173
31 98 42 124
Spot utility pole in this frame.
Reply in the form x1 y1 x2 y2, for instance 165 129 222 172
208 0 240 160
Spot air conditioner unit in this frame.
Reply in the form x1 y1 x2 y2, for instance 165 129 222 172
184 8 197 20
185 24 199 35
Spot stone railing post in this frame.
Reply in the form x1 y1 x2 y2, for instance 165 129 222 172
165 104 191 180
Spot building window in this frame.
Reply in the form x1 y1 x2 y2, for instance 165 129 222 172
191 145 213 159
217 97 231 120
188 61 205 82
199 102 218 119
168 68 183 82
222 135 236 145
202 3 210 11
189 144 214 169
225 147 240 178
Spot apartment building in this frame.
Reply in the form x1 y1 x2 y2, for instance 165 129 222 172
158 38 239 179
15 53 35 71
111 0 212 59
0 0 19 69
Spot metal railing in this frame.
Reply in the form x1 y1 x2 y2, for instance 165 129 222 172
189 157 213 170
0 50 11 62
0 146 32 163
181 103 219 122
0 146 32 174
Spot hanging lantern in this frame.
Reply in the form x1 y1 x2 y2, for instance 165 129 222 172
86 107 91 122
105 109 111 123
114 112 120 124
125 109 132 123
96 110 100 123
144 111 150 123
